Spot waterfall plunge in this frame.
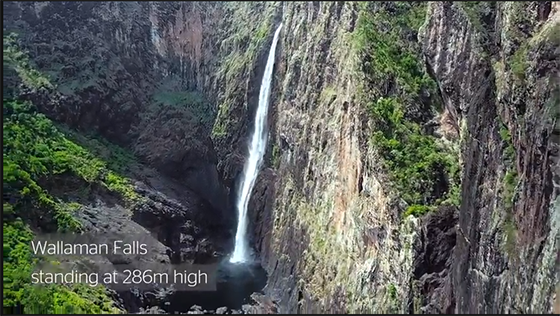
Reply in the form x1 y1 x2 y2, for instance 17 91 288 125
230 24 283 264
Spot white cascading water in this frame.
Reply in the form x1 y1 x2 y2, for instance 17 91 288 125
230 24 283 264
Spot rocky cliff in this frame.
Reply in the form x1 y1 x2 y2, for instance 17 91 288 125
3 1 229 213
421 2 559 313
237 1 559 314
3 1 559 314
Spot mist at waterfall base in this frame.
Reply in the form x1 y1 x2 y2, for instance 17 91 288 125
164 24 283 313
230 23 283 264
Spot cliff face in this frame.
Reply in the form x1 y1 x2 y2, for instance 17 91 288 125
223 1 559 314
246 2 458 313
421 2 559 313
3 1 228 213
3 1 559 314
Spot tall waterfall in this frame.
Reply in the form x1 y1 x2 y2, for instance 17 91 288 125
230 24 283 264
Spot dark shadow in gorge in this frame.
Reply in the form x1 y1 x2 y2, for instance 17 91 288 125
155 22 286 310
163 259 268 313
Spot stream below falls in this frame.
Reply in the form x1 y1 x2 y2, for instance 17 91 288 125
165 261 268 313
117 257 269 314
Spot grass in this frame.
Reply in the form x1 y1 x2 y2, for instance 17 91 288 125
3 99 132 313
387 283 397 300
3 219 121 314
546 23 560 45
458 1 495 48
283 3 460 312
295 197 359 309
319 86 338 104
499 123 515 163
3 100 141 204
460 2 485 30
271 143 281 168
403 205 434 218
502 2 534 83
152 90 215 129
290 175 418 313
59 127 138 175
386 283 400 313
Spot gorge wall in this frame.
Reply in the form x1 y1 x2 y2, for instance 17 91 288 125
3 1 559 314
221 1 560 314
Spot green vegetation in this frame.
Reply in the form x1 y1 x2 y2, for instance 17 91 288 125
319 86 338 105
217 4 273 86
503 170 518 211
292 5 450 312
499 123 515 164
546 23 560 45
502 2 534 83
510 43 529 81
3 34 53 90
3 35 125 313
271 142 281 168
403 204 434 218
353 2 460 215
152 90 215 130
458 1 495 49
506 2 532 42
4 220 120 314
59 127 138 175
3 99 127 314
498 122 519 256
460 2 485 30
499 123 517 211
502 169 518 256
133 88 215 167
411 282 423 314
387 283 397 300
3 100 141 206
386 283 399 313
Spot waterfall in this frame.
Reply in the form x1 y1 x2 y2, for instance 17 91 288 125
230 24 283 264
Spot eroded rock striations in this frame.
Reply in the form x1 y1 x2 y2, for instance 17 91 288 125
420 2 559 313
237 1 558 314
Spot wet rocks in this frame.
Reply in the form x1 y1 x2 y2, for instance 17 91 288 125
68 161 231 312
241 293 278 314
187 305 205 314
138 306 167 314
182 293 278 315
185 305 241 314
215 307 228 314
